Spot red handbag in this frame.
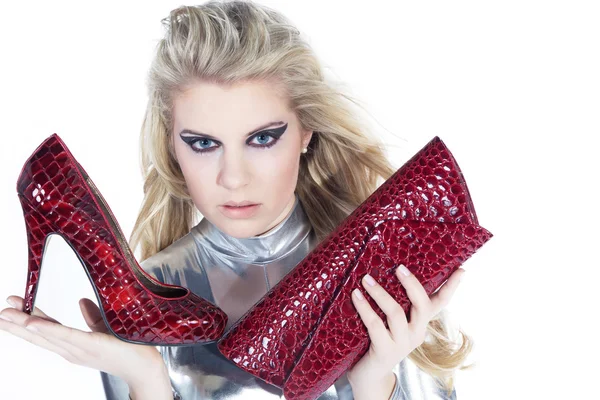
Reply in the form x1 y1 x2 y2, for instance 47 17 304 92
217 136 493 400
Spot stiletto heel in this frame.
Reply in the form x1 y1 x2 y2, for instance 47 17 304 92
217 136 493 400
16 133 228 346
18 194 55 315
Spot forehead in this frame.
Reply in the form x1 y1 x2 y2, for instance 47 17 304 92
172 79 291 134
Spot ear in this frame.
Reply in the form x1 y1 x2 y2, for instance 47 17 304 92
302 130 314 149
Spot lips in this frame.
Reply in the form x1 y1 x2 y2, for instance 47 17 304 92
222 201 258 207
219 202 261 219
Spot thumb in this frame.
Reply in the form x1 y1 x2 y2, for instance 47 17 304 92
79 298 109 334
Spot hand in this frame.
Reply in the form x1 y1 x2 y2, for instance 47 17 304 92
346 265 464 399
0 295 167 389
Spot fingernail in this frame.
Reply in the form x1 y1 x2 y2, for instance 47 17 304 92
6 297 15 307
398 264 411 276
25 325 38 332
364 274 377 286
0 314 11 322
353 288 365 300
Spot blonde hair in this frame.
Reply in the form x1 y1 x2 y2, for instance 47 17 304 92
129 0 473 395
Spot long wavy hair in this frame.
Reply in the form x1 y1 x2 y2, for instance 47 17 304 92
128 0 473 395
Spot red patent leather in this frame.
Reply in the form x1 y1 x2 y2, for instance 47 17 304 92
217 136 493 400
16 133 228 346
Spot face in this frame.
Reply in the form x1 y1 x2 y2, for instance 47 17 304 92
171 79 313 238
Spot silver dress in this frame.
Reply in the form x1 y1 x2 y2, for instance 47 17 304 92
100 194 456 400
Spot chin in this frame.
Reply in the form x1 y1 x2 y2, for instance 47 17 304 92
218 220 265 239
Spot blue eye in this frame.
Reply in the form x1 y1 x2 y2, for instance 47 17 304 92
192 138 217 152
181 131 281 154
249 133 277 147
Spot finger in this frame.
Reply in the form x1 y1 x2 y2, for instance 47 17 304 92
23 316 94 363
4 298 103 359
4 308 82 354
0 305 61 328
351 288 394 350
6 296 61 324
5 298 107 362
430 268 465 312
395 265 432 330
360 273 408 341
79 298 109 334
0 315 78 363
25 314 102 352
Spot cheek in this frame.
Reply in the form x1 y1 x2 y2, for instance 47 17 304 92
176 151 216 206
250 146 299 189
183 166 211 198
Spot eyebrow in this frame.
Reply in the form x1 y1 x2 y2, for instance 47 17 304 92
179 120 285 141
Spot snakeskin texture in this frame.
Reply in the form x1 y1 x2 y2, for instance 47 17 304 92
16 133 228 345
217 136 493 399
284 220 490 400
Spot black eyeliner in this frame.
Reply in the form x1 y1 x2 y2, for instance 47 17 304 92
180 135 214 145
179 122 288 153
247 122 288 143
179 122 288 142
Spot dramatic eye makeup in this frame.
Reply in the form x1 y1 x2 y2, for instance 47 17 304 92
179 122 288 154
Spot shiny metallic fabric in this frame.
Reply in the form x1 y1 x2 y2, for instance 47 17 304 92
101 194 456 399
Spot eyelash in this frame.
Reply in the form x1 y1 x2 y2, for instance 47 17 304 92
184 132 280 154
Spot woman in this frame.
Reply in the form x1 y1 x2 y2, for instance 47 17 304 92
0 1 468 399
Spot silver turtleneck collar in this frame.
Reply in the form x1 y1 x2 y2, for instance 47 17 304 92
194 194 312 265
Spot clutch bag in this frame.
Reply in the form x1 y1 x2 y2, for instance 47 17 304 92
217 136 493 400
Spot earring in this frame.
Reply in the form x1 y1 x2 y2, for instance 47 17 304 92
301 147 308 154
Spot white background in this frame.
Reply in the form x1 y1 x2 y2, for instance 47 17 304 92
1 1 598 399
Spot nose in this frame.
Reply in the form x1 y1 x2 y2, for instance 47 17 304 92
217 147 251 190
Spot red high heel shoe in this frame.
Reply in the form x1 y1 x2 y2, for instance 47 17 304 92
16 133 228 346
217 136 493 400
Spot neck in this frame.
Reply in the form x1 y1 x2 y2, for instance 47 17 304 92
254 194 298 237
194 193 313 264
